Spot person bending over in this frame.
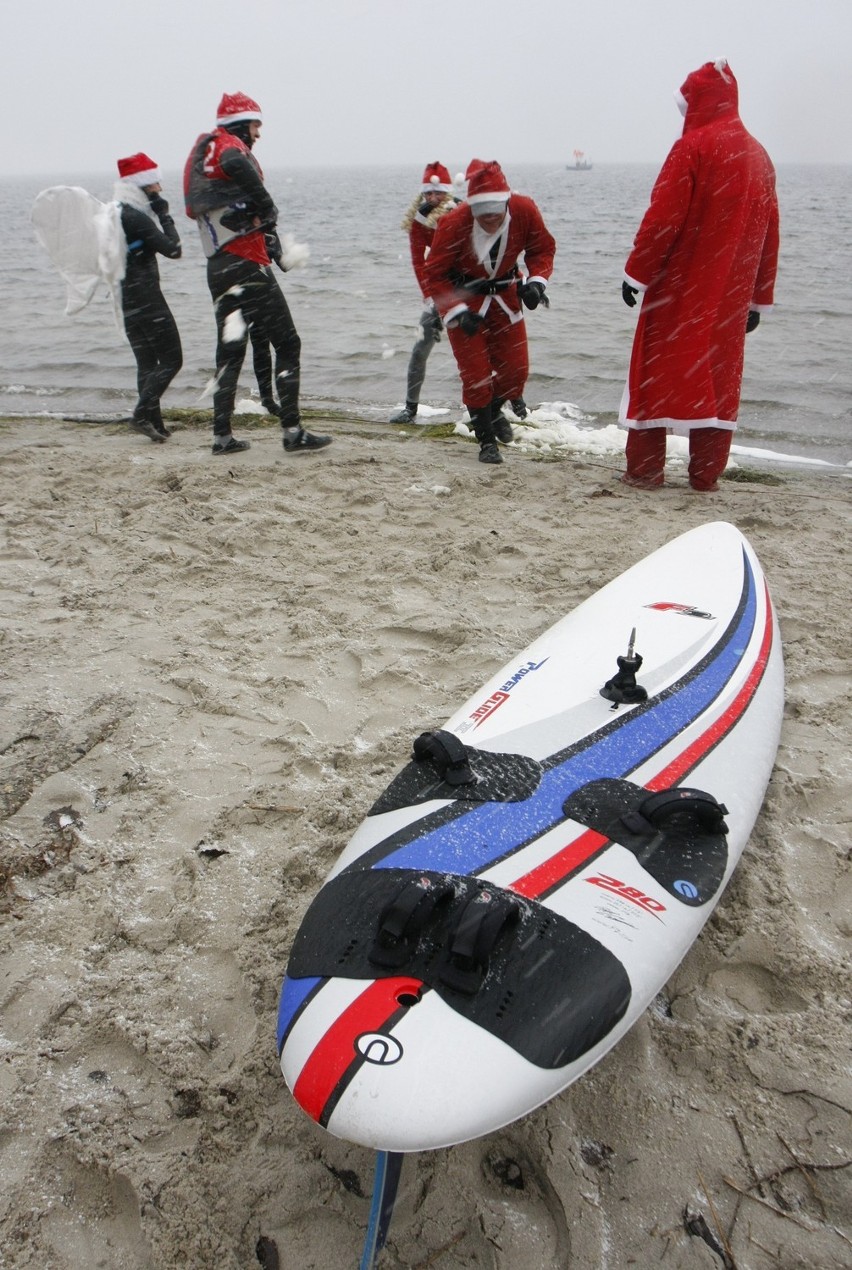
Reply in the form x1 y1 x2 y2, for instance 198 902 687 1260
425 161 555 465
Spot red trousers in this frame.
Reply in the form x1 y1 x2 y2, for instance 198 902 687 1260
446 306 528 409
625 427 732 491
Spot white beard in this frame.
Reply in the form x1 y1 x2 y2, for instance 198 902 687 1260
472 210 511 273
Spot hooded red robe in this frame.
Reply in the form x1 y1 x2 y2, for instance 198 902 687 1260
620 61 779 434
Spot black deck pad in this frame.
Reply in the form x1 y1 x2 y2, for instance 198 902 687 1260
287 868 631 1070
370 743 543 814
562 778 730 906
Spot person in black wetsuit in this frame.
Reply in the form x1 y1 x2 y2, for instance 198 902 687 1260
115 152 182 442
249 229 288 416
183 92 331 456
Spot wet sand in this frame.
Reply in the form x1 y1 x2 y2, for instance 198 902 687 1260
1 413 849 1269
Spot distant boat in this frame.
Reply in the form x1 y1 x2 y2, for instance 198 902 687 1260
567 149 593 171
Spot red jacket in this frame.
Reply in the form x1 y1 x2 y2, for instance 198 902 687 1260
425 195 555 325
401 194 458 298
409 217 433 297
622 62 779 431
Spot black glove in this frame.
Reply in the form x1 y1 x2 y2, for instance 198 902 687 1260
518 280 546 310
622 281 639 308
147 193 169 218
455 310 485 337
265 230 284 269
746 310 760 334
219 201 254 232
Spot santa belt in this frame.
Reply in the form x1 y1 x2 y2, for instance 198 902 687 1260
451 269 518 296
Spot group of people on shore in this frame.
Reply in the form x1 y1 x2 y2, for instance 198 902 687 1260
41 60 779 491
391 157 557 465
106 92 330 457
388 59 778 490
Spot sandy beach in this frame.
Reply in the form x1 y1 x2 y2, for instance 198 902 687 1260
1 412 849 1270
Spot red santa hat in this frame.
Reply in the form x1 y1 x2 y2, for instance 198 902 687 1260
465 157 486 181
116 152 161 187
466 160 511 213
216 91 263 125
421 162 452 193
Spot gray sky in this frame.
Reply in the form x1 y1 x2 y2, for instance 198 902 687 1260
9 0 852 176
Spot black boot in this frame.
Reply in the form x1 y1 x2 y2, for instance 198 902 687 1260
129 413 166 443
282 426 333 453
490 397 513 444
150 404 172 438
389 401 418 424
471 406 503 465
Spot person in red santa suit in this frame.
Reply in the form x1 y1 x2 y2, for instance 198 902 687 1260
619 59 779 491
184 92 331 456
425 161 556 465
388 162 459 424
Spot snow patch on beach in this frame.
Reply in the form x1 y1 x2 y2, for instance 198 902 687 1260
450 401 843 469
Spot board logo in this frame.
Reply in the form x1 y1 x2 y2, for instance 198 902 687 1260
645 602 715 620
585 873 666 919
673 879 700 899
458 658 550 732
355 1033 404 1065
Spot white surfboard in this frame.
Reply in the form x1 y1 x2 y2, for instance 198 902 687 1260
277 522 783 1152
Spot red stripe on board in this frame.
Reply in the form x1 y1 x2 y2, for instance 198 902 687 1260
510 582 774 901
293 976 422 1123
509 828 609 899
646 581 774 792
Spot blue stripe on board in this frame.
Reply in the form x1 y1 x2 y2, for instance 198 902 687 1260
277 973 324 1050
373 552 757 876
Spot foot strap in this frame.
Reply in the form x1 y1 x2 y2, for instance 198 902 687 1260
412 729 475 786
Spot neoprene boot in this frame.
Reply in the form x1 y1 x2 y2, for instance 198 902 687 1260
471 406 503 465
490 398 513 444
389 402 418 424
150 403 172 438
129 413 166 443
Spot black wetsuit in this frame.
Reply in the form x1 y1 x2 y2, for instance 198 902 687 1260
208 251 301 433
119 199 182 433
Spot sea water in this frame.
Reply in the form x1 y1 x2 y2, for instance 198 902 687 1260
1 163 850 468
